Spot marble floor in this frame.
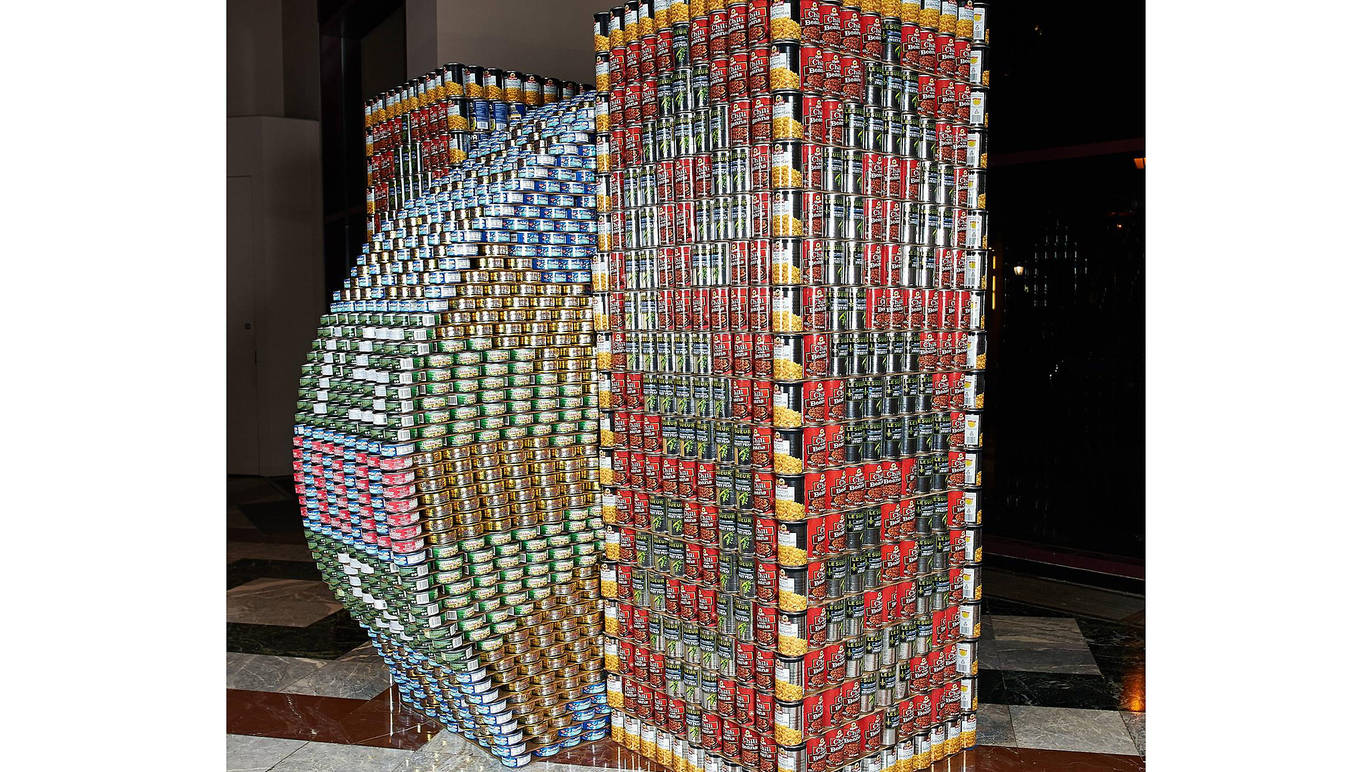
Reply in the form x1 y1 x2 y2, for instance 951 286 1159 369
227 475 1145 771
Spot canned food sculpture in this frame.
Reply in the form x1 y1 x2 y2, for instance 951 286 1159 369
593 1 988 771
295 92 608 767
365 65 589 238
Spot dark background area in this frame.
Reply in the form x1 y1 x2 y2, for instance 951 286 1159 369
230 0 1144 574
980 2 1145 569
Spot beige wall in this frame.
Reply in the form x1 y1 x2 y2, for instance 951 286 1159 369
281 0 322 120
406 0 606 84
228 0 284 116
228 0 324 475
229 0 319 118
228 117 325 475
230 0 606 474
363 5 409 99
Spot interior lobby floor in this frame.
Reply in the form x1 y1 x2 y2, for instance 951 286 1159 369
227 475 1145 771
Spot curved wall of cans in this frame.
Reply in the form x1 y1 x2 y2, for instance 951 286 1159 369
293 92 609 767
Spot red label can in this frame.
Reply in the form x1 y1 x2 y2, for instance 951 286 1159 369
728 53 750 98
710 287 728 329
609 48 626 87
918 73 936 116
708 8 729 56
751 95 773 143
701 542 720 583
750 144 772 191
685 538 701 573
823 515 845 559
884 160 901 201
753 469 775 513
802 94 825 142
756 517 778 560
730 284 750 330
755 646 776 690
860 713 882 755
749 286 771 330
839 6 861 52
800 0 824 42
840 55 864 99
807 734 830 772
722 719 741 759
746 189 767 238
669 698 686 735
752 424 773 466
750 46 770 95
731 376 751 417
801 45 824 91
741 727 761 768
801 379 828 423
822 97 844 144
919 29 937 71
861 152 882 197
748 0 770 45
865 589 885 628
657 28 674 70
755 332 773 378
625 82 642 124
820 3 841 47
625 125 643 166
889 284 908 329
694 153 712 197
702 712 722 750
937 33 956 74
860 12 882 57
736 683 755 725
737 640 755 685
755 690 776 734
955 81 971 121
935 121 956 162
719 677 738 719
674 156 694 200
699 584 718 626
626 40 640 81
735 331 756 374
727 3 749 53
820 49 842 95
710 57 729 101
914 689 933 730
732 99 753 145
864 243 885 287
936 77 955 118
902 22 920 66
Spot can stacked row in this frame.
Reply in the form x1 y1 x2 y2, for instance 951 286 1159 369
364 63 592 238
296 95 610 767
594 1 990 772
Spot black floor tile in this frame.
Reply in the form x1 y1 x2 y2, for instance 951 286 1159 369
227 475 286 506
986 554 1144 595
977 668 1122 711
227 609 371 660
267 475 296 495
228 558 325 590
980 596 1075 618
239 499 307 535
1076 618 1146 650
1075 618 1146 712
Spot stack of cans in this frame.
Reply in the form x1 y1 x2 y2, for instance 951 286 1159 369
295 93 609 767
593 1 989 772
364 65 591 238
